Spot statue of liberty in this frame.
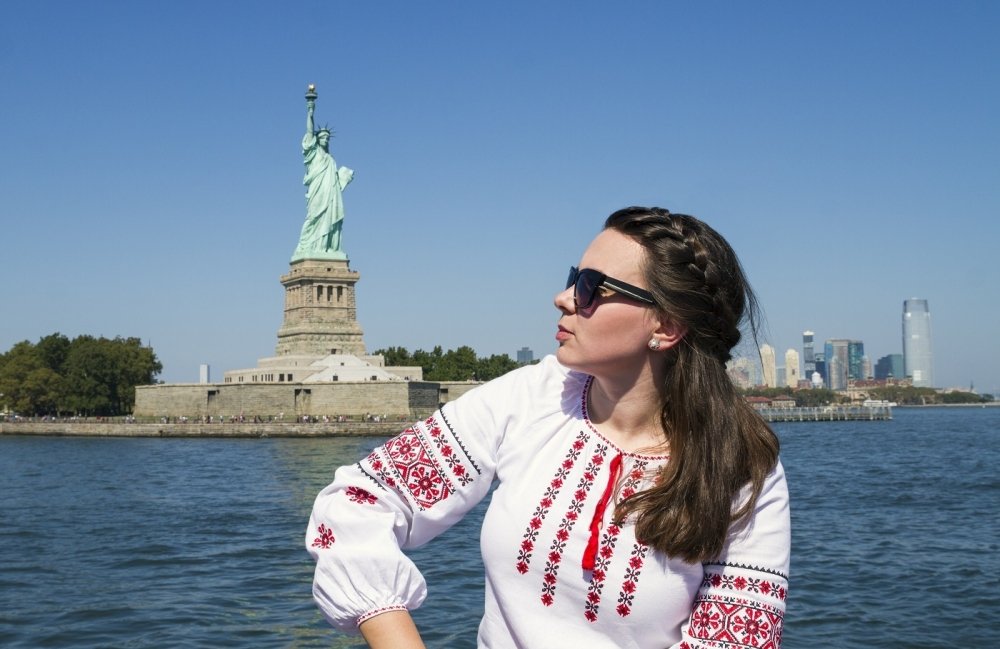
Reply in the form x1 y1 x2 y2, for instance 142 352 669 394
292 85 354 261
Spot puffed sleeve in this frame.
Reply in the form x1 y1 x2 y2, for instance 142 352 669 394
675 460 791 649
306 364 529 632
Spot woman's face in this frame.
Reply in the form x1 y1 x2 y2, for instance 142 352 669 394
554 229 660 380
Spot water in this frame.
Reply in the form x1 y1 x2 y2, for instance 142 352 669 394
1 407 997 648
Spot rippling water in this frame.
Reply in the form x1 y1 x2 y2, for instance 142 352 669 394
1 407 997 648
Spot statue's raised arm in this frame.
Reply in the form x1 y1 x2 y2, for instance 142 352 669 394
292 84 354 262
305 84 317 137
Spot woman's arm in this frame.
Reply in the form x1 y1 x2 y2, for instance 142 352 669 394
674 460 791 648
359 610 426 649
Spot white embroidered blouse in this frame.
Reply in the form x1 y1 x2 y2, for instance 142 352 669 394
307 355 790 648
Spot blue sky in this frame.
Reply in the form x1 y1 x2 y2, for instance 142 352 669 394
1 1 998 393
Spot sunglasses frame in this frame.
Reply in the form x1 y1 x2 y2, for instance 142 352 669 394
567 266 656 311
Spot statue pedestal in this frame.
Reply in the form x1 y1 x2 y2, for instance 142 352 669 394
275 258 366 357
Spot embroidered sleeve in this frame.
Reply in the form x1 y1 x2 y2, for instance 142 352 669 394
306 362 535 633
676 461 791 649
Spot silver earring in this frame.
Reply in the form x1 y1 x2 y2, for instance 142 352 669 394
648 339 661 351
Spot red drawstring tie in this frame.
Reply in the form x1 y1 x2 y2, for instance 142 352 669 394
582 452 623 571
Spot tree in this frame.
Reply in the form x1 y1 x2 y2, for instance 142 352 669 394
378 346 414 368
0 334 161 416
35 333 71 374
941 390 989 404
476 354 520 381
372 345 521 382
0 341 46 414
434 346 479 381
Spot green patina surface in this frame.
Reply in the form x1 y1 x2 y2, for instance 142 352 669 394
292 85 354 262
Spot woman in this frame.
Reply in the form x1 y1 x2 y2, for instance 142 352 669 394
307 206 790 648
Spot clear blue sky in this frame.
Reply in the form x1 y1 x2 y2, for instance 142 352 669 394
2 1 998 393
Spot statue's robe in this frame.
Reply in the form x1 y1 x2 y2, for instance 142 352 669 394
293 131 354 260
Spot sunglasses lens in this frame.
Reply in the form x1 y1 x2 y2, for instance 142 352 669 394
566 267 578 291
576 270 599 309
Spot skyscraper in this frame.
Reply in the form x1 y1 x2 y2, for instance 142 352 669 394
785 349 800 388
847 340 865 381
802 331 815 380
875 354 904 380
759 344 777 387
903 298 933 387
824 339 850 390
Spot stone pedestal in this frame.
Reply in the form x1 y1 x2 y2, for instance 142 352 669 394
275 259 366 356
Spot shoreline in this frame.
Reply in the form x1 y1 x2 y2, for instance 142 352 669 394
3 402 996 439
0 421 403 438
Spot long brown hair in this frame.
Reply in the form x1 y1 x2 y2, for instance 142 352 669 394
607 206 780 563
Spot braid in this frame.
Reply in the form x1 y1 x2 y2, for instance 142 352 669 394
663 215 745 365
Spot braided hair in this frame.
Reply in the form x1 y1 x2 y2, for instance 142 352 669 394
606 206 779 562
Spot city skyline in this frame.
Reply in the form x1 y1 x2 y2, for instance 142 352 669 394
755 298 944 390
1 3 998 394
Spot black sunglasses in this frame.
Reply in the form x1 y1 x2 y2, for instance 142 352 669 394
566 266 656 311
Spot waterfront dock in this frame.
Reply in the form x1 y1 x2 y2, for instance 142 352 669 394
757 405 892 422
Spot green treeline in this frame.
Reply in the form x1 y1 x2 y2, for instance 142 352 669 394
742 387 844 407
373 345 524 382
0 333 162 416
741 385 991 406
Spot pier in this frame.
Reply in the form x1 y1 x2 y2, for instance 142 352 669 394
756 405 892 422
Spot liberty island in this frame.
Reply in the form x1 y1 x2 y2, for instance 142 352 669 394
132 86 479 423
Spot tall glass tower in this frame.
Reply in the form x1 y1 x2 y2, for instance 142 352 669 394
902 298 933 387
802 331 816 380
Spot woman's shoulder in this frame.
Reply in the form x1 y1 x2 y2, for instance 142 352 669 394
481 354 585 393
446 355 586 418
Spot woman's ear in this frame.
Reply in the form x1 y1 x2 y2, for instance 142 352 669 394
649 318 687 351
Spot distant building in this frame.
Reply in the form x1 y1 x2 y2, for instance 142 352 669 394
875 353 904 380
784 349 800 388
847 340 865 381
199 364 211 384
813 352 826 386
802 331 816 382
771 394 796 409
903 298 933 387
825 340 850 390
759 344 777 387
861 356 872 381
727 356 755 389
516 346 534 364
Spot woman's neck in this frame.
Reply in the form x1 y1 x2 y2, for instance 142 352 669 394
587 371 668 454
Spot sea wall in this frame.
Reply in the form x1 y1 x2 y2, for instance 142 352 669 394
0 420 405 438
134 380 442 419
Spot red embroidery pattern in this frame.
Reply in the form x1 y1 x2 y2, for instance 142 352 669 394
702 564 788 607
311 523 335 549
616 542 649 617
372 427 451 510
357 604 408 626
540 442 610 606
583 522 621 621
686 598 784 648
583 458 649 622
683 564 787 648
345 486 377 505
516 430 588 575
424 413 474 486
361 412 482 511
